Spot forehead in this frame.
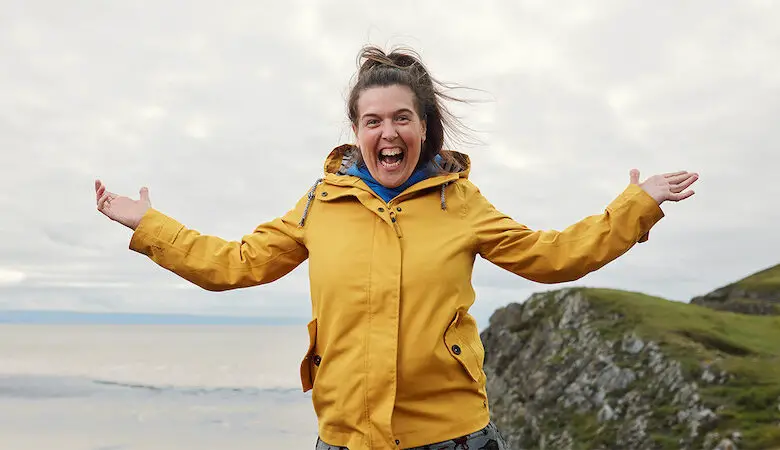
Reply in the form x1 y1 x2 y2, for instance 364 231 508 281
357 84 417 116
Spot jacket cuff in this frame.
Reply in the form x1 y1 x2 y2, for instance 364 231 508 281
606 184 665 243
128 208 184 255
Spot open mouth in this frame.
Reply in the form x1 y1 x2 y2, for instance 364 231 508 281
378 147 404 169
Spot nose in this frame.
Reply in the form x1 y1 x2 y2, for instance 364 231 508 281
381 120 398 141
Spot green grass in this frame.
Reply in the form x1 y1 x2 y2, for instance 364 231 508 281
702 297 780 315
733 263 780 292
577 288 780 449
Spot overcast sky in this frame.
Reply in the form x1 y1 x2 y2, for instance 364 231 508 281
2 0 778 326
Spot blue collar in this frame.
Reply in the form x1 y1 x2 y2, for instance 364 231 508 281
346 161 434 203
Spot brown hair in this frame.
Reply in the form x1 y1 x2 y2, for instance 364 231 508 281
347 45 473 172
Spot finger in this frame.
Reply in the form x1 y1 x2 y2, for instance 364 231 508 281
669 190 695 202
629 169 640 185
97 192 111 210
667 172 695 185
671 174 699 193
95 179 101 192
96 184 105 202
98 192 117 209
664 170 688 178
139 186 150 203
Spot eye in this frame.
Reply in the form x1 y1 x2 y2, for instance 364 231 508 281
396 115 411 123
365 119 380 127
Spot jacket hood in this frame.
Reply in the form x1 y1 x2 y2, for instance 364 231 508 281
322 144 472 179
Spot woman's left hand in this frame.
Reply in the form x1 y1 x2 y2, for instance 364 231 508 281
630 169 699 204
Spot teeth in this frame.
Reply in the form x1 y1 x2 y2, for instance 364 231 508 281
380 148 402 156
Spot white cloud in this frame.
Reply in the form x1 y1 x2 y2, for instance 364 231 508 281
0 269 26 286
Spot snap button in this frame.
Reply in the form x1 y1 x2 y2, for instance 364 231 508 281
396 207 402 212
378 207 385 212
321 192 328 197
391 217 396 223
313 355 321 366
395 439 400 445
451 344 461 355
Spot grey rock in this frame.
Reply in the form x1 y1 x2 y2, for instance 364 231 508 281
713 438 738 450
481 289 724 450
704 432 721 449
621 333 645 354
597 403 615 422
698 408 716 422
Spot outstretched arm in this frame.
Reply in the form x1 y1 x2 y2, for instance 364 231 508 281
468 169 698 283
96 180 310 291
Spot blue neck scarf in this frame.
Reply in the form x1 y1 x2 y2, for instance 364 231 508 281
346 160 434 203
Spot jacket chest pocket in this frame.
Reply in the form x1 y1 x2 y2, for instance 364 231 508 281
300 318 320 392
444 309 486 384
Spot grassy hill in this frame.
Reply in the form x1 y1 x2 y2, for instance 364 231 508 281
691 263 780 315
482 283 780 450
586 288 780 449
733 263 780 292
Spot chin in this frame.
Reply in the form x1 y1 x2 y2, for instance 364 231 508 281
375 169 412 188
379 178 403 188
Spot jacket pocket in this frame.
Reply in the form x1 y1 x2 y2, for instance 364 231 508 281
300 317 319 392
444 309 485 383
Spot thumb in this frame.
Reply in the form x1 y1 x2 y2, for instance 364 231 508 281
629 169 640 185
139 186 150 204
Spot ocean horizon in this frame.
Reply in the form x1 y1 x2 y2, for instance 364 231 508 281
0 310 310 326
0 324 320 449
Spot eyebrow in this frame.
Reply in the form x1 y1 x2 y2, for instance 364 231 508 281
360 108 415 120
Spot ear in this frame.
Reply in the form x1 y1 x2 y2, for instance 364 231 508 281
420 119 427 141
352 123 359 137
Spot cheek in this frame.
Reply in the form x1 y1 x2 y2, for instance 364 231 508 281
402 129 423 151
358 128 379 148
357 130 378 161
358 145 371 163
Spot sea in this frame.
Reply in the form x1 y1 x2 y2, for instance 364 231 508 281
0 324 320 449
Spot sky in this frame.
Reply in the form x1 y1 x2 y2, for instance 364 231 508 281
2 0 778 327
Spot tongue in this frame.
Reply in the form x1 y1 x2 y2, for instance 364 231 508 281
381 155 402 164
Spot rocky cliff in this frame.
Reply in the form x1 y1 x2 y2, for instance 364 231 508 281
481 287 780 450
690 264 780 315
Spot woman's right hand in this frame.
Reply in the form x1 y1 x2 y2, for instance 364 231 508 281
95 179 152 230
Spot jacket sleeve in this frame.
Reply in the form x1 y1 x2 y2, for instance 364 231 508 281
467 182 665 284
128 193 310 291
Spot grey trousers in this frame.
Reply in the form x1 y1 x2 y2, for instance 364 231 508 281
316 421 508 449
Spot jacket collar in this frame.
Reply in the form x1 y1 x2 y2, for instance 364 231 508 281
298 145 471 227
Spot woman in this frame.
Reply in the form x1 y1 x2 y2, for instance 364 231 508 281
95 46 698 450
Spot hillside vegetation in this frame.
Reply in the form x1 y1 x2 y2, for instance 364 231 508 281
482 282 780 449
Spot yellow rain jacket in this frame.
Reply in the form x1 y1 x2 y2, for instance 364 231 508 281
128 145 664 449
